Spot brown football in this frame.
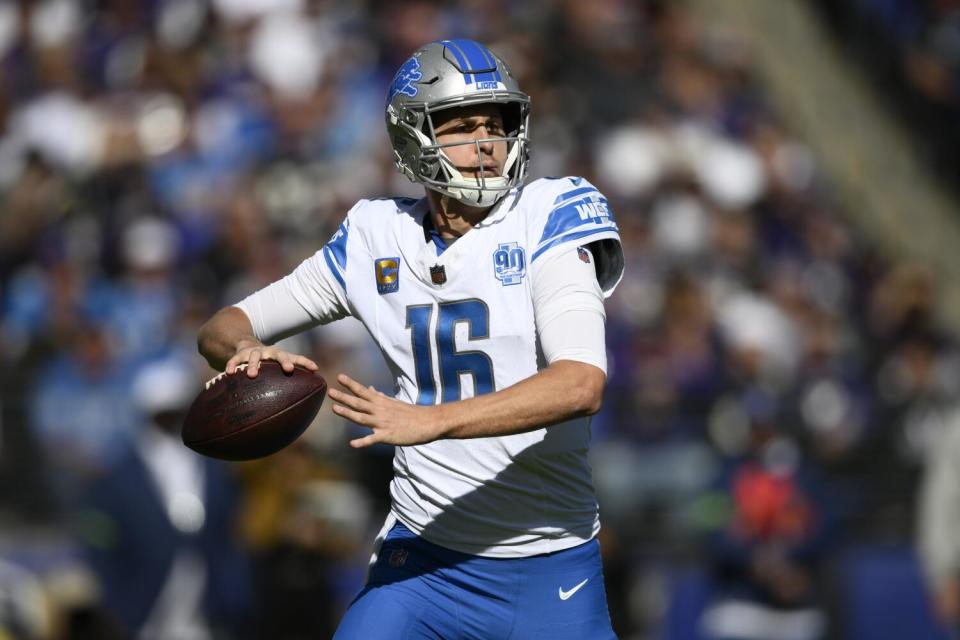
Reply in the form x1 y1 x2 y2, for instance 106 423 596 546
182 362 327 461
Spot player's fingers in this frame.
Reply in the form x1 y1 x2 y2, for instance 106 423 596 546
256 347 278 361
332 403 372 427
337 373 372 398
275 350 296 373
281 353 317 371
226 348 253 374
292 355 319 371
349 433 380 448
328 388 373 413
247 349 262 377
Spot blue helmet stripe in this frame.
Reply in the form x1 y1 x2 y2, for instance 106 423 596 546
474 41 502 82
455 39 498 84
440 39 473 85
455 39 490 70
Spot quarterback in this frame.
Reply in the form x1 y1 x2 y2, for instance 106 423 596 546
199 39 623 638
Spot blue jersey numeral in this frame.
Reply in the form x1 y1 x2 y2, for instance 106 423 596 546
406 304 436 406
406 299 495 405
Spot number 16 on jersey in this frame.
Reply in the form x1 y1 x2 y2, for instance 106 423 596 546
406 299 495 405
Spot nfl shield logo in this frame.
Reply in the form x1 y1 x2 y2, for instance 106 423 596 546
577 246 591 263
430 264 447 285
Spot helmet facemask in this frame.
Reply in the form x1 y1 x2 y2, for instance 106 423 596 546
416 101 529 208
385 40 531 209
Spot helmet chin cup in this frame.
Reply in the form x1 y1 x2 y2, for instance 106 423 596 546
452 182 509 208
425 145 512 208
385 39 531 208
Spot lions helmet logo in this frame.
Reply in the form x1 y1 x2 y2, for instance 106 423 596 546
387 57 423 105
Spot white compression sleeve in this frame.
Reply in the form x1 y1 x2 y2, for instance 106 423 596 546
233 250 350 344
532 245 608 373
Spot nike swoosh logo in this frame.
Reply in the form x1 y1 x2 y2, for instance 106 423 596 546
558 578 589 600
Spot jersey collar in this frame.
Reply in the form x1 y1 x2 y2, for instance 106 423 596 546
421 210 450 255
474 187 519 228
419 187 519 254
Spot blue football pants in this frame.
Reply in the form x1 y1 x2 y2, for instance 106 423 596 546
333 521 617 639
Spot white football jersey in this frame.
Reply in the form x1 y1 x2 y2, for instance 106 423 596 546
240 176 623 557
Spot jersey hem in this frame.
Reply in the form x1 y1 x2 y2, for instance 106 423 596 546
390 508 600 559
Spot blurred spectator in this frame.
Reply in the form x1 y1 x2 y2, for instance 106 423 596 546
814 0 960 193
29 320 138 501
698 393 834 640
238 443 373 639
96 216 183 361
73 357 254 639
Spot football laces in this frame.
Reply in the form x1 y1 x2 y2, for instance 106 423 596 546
204 363 249 390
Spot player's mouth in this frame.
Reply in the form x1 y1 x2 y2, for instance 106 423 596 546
459 165 501 178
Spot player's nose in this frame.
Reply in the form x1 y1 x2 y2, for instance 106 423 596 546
475 130 495 153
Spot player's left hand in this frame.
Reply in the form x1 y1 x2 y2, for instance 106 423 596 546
329 374 442 448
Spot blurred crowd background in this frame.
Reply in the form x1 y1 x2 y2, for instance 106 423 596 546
1 0 960 638
815 0 960 196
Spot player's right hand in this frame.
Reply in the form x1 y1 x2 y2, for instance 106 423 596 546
226 339 319 378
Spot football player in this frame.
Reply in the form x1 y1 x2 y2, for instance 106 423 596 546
198 39 623 639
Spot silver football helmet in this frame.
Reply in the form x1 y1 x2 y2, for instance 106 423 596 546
385 39 530 208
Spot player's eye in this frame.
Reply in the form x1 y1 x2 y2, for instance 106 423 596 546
485 121 505 135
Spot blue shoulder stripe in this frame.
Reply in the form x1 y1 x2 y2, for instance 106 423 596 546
322 246 346 290
553 186 598 205
539 192 616 246
327 221 348 269
531 228 619 262
322 220 349 290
